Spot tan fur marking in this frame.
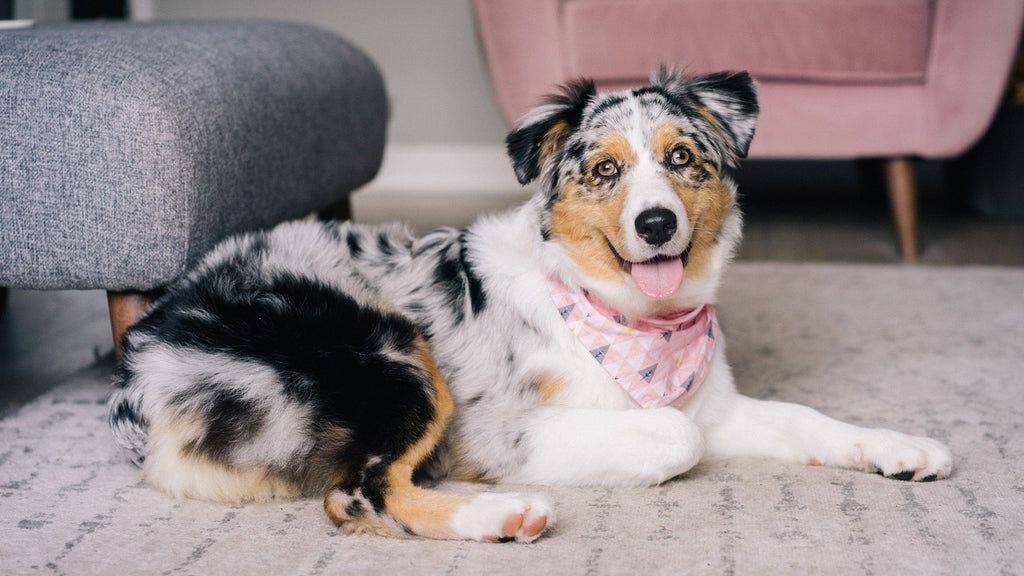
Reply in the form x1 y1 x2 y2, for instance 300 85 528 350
592 133 637 173
532 373 567 402
654 124 684 161
550 180 629 283
678 173 731 278
539 120 571 171
383 467 474 539
654 123 733 279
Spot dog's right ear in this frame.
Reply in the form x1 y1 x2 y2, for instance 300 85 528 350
505 78 595 185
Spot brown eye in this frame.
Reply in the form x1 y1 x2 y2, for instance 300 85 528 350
594 160 619 178
669 146 691 167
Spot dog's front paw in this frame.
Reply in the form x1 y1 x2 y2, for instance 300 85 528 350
851 430 952 481
450 493 552 543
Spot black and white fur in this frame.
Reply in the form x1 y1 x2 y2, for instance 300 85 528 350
108 69 952 543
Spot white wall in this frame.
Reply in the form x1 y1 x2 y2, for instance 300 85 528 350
13 0 68 20
149 0 509 147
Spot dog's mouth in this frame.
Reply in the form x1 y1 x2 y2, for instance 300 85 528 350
610 241 692 300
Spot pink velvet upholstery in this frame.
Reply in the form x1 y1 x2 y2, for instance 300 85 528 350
473 0 1023 160
564 1 933 85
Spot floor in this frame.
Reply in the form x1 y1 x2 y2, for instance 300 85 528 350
2 160 1023 417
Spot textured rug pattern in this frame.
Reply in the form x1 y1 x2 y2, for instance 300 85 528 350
2 263 1022 575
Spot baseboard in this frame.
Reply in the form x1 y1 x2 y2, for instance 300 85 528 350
350 144 529 232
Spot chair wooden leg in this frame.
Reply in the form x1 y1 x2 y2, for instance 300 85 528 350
883 157 919 261
107 290 158 358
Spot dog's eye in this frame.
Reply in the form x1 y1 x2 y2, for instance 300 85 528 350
668 146 692 167
594 160 619 179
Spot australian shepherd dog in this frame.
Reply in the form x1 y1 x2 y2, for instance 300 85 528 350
108 69 952 543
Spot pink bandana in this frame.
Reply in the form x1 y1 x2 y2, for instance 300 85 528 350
547 277 717 409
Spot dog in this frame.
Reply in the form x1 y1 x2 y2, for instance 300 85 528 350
107 68 952 543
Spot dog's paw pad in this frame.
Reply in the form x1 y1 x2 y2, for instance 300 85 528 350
482 511 548 543
501 513 524 536
452 493 552 543
877 468 946 482
881 469 916 481
523 512 549 537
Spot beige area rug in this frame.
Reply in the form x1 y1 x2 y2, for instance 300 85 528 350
2 263 1022 575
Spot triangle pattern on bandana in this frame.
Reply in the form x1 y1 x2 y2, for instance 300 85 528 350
638 364 658 383
546 277 718 410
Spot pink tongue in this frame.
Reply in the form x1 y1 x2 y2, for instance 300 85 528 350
631 257 684 300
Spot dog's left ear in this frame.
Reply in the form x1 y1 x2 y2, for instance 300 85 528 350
506 78 595 185
654 68 760 162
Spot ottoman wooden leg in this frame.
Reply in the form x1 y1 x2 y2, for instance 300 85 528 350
323 195 353 221
107 290 159 359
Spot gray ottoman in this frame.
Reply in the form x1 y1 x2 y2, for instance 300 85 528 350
0 21 388 353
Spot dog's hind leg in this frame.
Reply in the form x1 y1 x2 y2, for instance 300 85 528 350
323 340 551 542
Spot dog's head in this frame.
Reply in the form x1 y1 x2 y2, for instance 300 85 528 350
507 68 758 317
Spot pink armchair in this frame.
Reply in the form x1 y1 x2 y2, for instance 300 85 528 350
473 0 1024 260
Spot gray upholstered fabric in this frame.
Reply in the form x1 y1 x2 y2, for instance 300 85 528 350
0 21 387 290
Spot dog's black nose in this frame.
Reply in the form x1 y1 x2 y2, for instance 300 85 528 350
635 208 677 246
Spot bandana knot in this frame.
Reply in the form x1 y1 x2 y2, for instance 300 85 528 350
547 277 717 409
